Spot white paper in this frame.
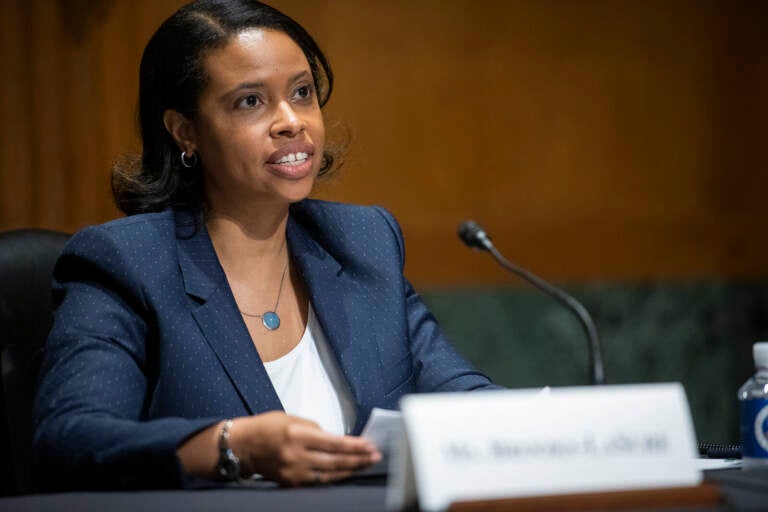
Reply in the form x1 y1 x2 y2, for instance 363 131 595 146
386 427 417 510
694 458 742 471
358 407 404 476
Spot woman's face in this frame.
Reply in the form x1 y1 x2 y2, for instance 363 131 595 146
190 29 325 211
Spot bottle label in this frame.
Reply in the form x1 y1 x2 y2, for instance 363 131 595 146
740 398 768 458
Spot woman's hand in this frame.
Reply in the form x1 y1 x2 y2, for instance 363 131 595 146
232 411 380 486
177 412 381 486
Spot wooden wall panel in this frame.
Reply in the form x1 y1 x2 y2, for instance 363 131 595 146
0 0 35 228
0 0 766 286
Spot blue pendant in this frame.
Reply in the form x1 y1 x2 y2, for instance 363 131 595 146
262 311 280 330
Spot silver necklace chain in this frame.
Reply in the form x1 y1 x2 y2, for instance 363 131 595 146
239 260 289 322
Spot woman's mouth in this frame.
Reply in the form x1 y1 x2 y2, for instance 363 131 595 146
266 143 316 179
272 151 310 166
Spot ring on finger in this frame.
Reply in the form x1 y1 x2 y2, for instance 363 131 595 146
313 470 323 484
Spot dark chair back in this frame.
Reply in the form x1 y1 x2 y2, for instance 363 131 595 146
0 229 69 496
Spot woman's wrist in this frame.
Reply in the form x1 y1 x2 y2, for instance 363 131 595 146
177 420 228 479
215 419 242 480
225 417 259 478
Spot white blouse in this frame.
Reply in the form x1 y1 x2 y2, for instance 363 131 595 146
262 303 357 435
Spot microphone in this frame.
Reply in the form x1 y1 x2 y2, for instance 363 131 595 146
458 220 606 385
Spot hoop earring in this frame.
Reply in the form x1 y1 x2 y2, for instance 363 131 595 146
181 150 198 168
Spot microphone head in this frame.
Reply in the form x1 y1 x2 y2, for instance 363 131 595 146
457 220 493 251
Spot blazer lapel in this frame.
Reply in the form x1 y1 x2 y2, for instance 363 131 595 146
175 210 282 415
287 212 385 434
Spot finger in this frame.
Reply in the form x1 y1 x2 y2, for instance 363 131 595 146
303 448 381 472
300 431 379 455
282 415 378 453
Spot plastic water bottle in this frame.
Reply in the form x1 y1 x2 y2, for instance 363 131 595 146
738 342 768 469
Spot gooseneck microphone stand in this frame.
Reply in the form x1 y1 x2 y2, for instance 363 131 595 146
458 220 606 385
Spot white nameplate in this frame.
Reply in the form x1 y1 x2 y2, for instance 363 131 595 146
386 383 701 512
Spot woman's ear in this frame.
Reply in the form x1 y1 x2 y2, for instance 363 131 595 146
163 109 197 153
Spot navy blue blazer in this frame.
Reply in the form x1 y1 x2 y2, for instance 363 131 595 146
33 200 495 489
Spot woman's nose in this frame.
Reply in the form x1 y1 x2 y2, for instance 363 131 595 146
270 101 306 138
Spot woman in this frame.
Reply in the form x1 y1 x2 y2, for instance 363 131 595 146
33 0 497 490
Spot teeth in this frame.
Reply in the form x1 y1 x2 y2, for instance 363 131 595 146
275 152 308 165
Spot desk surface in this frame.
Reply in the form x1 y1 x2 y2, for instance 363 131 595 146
0 469 764 512
0 482 388 512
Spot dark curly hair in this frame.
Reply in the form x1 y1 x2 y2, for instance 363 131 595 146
112 0 336 215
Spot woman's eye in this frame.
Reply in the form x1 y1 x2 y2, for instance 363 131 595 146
295 85 313 100
238 94 261 108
